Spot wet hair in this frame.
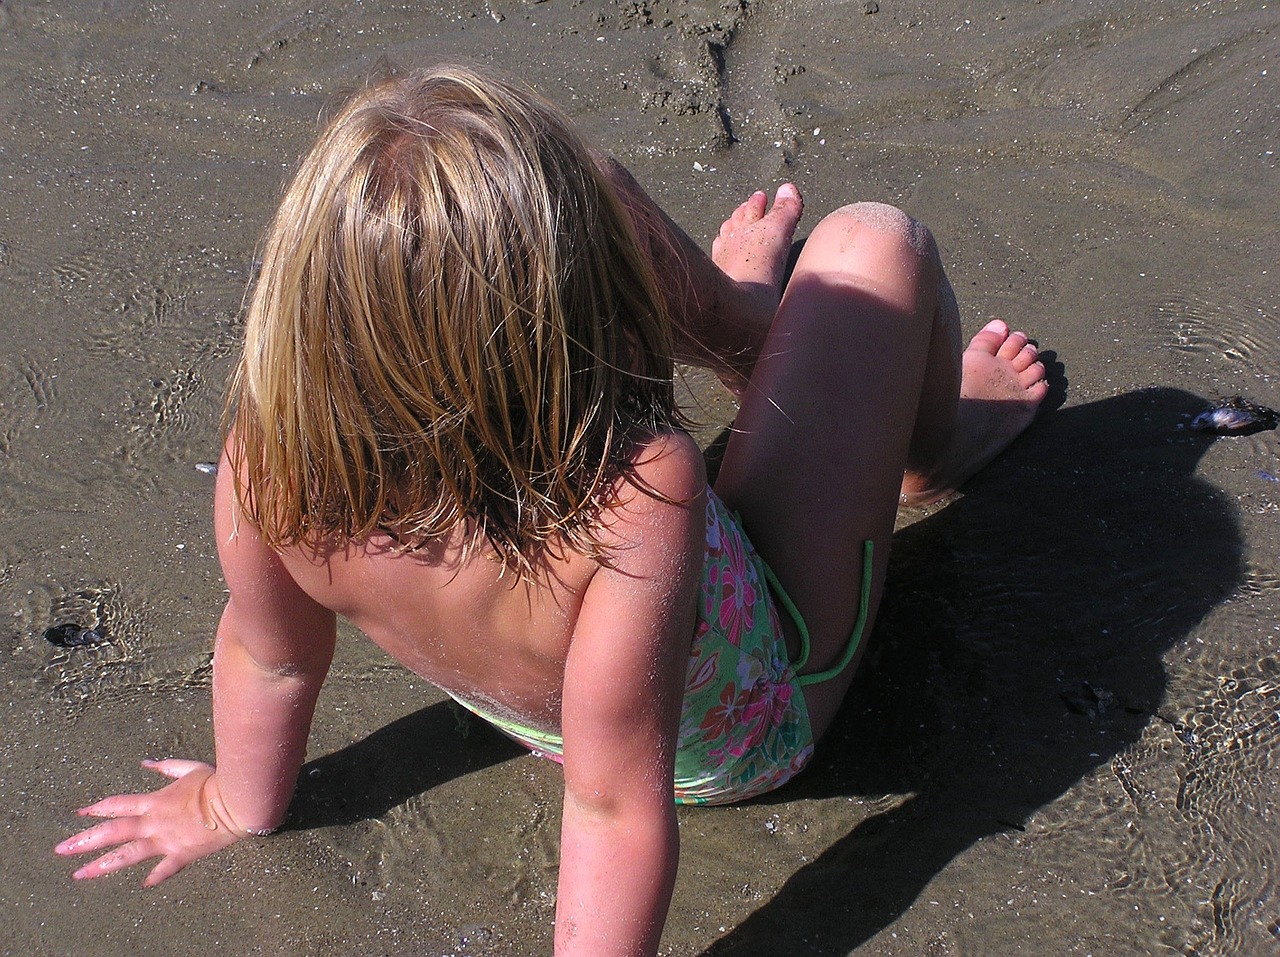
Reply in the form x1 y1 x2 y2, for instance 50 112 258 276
226 65 680 574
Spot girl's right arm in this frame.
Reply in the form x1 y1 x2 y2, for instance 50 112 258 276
55 440 336 885
207 441 337 833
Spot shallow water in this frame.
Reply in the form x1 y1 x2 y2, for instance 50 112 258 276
3 1 1278 955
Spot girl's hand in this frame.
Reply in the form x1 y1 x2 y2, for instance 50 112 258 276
54 759 257 887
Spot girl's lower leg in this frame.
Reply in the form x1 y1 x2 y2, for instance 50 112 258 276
712 199 1049 738
595 155 803 394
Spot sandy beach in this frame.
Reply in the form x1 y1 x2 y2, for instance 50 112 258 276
2 1 1278 954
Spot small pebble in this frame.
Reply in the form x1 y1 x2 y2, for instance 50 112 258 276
194 461 219 475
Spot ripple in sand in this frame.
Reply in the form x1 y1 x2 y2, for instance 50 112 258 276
374 781 560 909
1117 23 1271 134
1162 290 1280 375
1097 660 1280 956
37 580 212 709
1020 645 1280 953
121 364 209 458
1235 562 1280 600
0 356 58 462
246 4 343 70
52 245 247 475
79 248 245 362
104 339 237 494
1171 666 1280 955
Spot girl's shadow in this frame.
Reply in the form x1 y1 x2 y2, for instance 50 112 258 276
701 386 1244 954
279 386 1240 956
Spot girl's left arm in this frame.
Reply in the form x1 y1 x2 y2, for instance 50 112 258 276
55 440 336 885
556 432 705 957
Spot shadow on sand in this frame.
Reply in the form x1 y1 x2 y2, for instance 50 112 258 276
700 386 1242 954
288 702 524 829
278 386 1238 955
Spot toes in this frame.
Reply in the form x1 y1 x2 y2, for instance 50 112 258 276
967 319 1011 355
1020 360 1047 390
1009 342 1039 373
965 321 1051 397
728 191 768 231
995 330 1029 361
719 184 802 240
765 182 804 225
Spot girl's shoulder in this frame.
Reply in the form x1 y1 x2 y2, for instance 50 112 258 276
619 427 707 504
588 427 707 561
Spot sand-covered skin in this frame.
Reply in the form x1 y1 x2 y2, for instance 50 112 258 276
3 1 1278 954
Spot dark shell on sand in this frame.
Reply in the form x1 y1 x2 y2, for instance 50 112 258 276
43 622 108 648
1190 396 1279 436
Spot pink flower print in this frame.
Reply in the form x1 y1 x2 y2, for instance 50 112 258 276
685 645 720 695
702 561 722 621
701 678 772 760
751 682 793 751
732 693 772 756
714 531 757 646
723 653 788 756
699 680 751 742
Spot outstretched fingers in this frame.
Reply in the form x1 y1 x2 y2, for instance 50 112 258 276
72 839 159 880
76 790 156 819
56 816 169 883
70 759 205 818
76 840 198 885
55 759 239 887
57 815 146 857
141 758 209 779
144 852 195 887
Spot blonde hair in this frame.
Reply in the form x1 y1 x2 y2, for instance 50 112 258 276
227 65 679 573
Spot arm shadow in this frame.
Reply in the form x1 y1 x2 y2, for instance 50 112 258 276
284 701 525 830
701 386 1245 954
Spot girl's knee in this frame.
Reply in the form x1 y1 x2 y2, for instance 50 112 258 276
793 202 942 308
816 202 938 264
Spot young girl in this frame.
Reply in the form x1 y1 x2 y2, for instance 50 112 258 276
56 66 1048 955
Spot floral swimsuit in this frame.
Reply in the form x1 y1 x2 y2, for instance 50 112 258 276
445 487 872 805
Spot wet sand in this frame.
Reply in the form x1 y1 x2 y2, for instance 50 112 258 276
2 1 1278 954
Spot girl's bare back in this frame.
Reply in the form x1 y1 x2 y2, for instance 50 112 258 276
266 458 690 734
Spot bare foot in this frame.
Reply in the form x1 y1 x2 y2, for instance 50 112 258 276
709 184 804 394
900 319 1050 506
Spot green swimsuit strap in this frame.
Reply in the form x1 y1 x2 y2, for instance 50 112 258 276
761 539 875 688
